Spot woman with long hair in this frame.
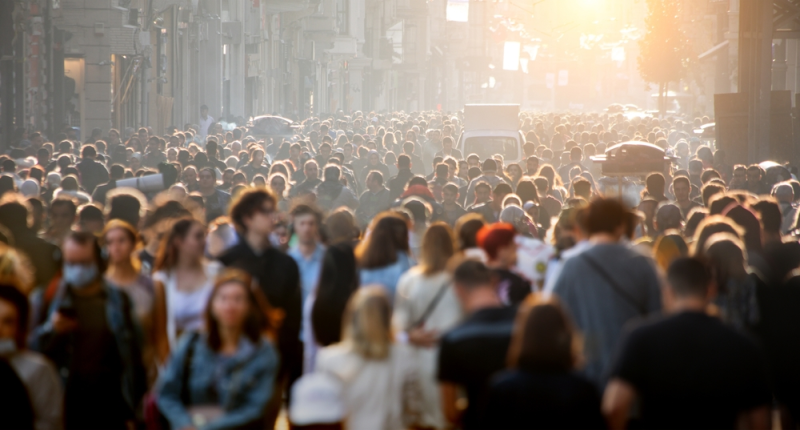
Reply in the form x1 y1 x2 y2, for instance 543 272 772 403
483 296 604 429
356 212 414 298
536 164 566 202
393 223 463 429
315 287 421 430
306 243 360 373
156 270 278 430
103 220 157 378
704 233 762 331
152 217 223 363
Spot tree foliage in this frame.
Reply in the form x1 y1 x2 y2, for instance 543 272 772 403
638 0 691 112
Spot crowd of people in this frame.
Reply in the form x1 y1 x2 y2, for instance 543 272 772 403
0 108 799 430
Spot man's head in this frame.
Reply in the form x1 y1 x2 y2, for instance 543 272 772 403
646 172 666 198
367 170 384 192
773 182 794 204
665 257 714 305
467 154 481 168
199 167 217 192
320 143 332 159
655 203 683 233
435 163 449 180
526 156 539 174
50 197 78 232
78 204 105 234
230 188 278 236
81 144 97 160
569 146 582 163
442 136 454 151
572 178 591 201
304 160 319 181
403 141 415 155
201 105 209 118
492 183 513 210
584 197 627 240
474 182 492 204
291 204 323 246
672 176 691 203
323 164 341 182
397 154 411 170
482 158 497 174
443 183 459 205
452 259 497 309
62 230 106 288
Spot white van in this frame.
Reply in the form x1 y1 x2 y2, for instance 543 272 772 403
457 104 524 163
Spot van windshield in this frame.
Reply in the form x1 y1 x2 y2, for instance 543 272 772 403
464 136 518 161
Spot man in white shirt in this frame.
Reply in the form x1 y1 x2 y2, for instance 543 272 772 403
198 105 214 139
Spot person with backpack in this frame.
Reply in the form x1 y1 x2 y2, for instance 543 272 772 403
156 270 278 430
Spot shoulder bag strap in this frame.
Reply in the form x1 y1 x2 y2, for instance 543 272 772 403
580 253 646 316
410 279 451 330
180 332 200 406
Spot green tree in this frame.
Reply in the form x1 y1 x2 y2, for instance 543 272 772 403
638 0 691 115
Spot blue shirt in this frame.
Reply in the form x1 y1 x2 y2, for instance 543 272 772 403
288 243 326 303
359 252 415 301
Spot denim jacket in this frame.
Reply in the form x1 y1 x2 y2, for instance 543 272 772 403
156 332 279 430
28 280 147 417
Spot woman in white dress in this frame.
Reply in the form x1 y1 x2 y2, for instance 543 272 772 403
152 217 222 364
393 222 463 429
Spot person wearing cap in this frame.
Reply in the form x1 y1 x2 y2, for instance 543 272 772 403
465 158 511 204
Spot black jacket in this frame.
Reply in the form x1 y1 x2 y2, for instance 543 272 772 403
218 242 302 374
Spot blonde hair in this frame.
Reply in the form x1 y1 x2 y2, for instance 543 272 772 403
0 243 35 294
420 222 456 275
342 286 393 360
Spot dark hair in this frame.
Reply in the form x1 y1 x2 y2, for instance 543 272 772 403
667 257 712 297
81 144 97 158
311 244 359 346
709 194 737 215
229 187 277 232
199 166 217 180
585 198 627 235
702 183 725 208
516 179 539 204
752 199 782 235
323 164 341 182
645 173 666 198
672 175 690 189
684 208 708 238
572 178 591 200
455 213 486 250
0 285 29 348
655 203 683 232
154 218 202 272
65 230 107 274
453 259 494 289
508 297 577 373
110 164 125 179
493 182 513 196
107 193 142 227
291 203 324 227
356 213 409 269
204 269 267 351
51 197 78 217
78 204 104 224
